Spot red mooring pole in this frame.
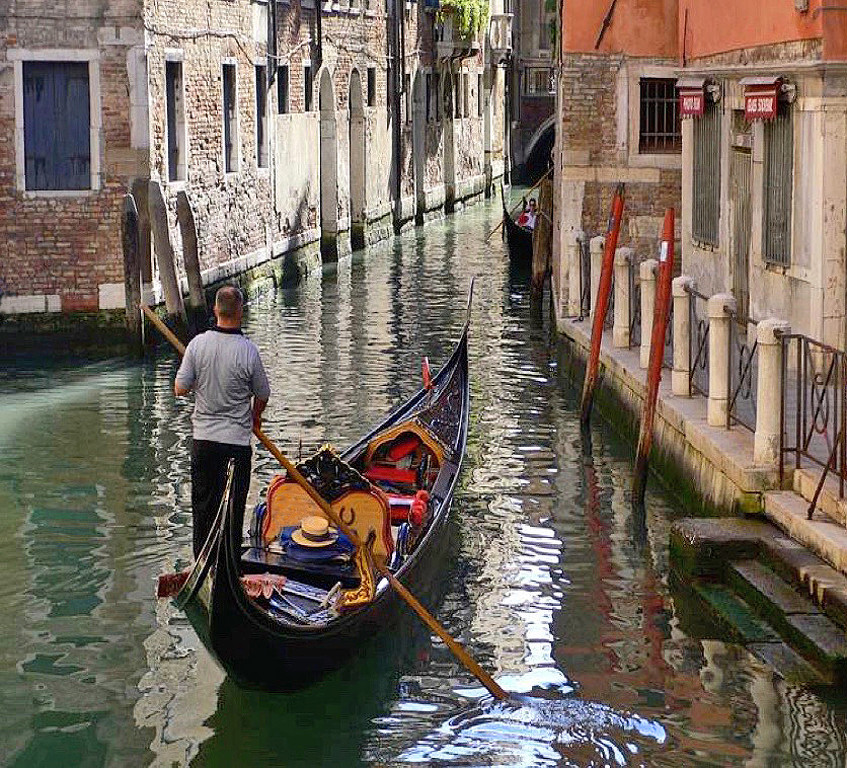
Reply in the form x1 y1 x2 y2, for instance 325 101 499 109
632 208 675 505
580 183 626 428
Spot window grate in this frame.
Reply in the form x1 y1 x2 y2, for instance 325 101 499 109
763 105 793 266
692 101 721 245
639 78 681 154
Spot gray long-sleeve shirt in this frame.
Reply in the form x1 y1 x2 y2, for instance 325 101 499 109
175 329 271 446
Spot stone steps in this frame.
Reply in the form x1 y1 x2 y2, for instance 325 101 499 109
727 559 847 682
671 517 847 684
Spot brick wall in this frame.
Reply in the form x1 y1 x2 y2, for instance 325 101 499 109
556 52 682 256
0 0 504 321
0 1 143 311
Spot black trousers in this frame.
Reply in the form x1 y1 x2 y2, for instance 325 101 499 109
191 439 252 557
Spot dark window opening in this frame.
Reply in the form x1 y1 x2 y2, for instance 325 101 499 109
639 78 681 154
23 61 91 191
478 73 483 117
222 63 237 173
277 65 289 114
166 60 185 182
255 65 268 168
304 65 313 112
367 67 376 107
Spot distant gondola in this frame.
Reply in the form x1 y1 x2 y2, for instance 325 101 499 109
501 183 534 266
167 287 472 691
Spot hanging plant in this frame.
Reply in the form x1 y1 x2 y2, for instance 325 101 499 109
436 0 490 40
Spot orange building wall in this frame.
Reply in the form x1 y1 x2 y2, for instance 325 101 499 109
677 0 823 60
564 0 678 57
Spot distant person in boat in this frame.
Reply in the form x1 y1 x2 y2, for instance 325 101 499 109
517 198 538 231
174 285 271 557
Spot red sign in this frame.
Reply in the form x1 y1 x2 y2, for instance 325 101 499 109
745 87 778 121
678 90 704 117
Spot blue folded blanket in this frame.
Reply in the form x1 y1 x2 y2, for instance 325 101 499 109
279 526 356 562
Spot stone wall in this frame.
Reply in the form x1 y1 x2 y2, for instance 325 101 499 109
0 0 505 335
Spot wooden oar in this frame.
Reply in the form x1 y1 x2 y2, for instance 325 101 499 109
141 304 508 701
485 166 553 242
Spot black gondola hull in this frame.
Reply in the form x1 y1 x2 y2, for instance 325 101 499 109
501 185 534 265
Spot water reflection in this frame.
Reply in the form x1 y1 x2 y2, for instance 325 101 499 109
3 200 847 766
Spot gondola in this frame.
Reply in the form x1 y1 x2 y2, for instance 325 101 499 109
166 287 472 691
501 182 534 265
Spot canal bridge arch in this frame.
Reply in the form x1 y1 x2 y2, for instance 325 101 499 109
523 116 555 184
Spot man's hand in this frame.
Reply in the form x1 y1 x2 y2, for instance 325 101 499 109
252 398 268 432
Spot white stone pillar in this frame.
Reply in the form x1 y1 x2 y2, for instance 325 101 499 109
672 275 695 396
567 231 585 317
639 259 658 369
613 247 632 348
589 235 605 321
707 293 736 427
754 318 791 465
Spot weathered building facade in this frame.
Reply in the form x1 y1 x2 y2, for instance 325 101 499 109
676 0 847 347
550 0 682 315
0 0 510 336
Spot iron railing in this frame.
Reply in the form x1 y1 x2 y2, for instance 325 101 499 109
628 258 641 349
663 301 674 371
780 334 847 516
687 286 710 397
727 316 758 432
578 235 591 319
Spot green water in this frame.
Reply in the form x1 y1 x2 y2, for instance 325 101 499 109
2 199 847 766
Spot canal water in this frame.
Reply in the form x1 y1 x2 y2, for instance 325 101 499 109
3 199 847 767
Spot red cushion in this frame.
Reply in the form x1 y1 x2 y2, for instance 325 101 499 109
387 435 420 462
365 466 417 485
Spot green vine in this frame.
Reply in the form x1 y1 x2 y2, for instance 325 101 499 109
436 0 490 39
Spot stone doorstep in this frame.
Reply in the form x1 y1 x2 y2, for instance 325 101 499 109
765 490 847 577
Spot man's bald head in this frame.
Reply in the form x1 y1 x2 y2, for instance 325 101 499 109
214 286 243 323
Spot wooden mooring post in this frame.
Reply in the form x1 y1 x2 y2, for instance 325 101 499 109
148 180 188 338
579 183 625 430
530 176 553 315
176 190 208 335
121 194 143 356
632 208 675 507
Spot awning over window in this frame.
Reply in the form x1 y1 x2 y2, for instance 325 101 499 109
676 77 707 118
740 76 783 121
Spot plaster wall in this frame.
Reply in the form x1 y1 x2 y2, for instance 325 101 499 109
677 0 822 61
565 0 678 58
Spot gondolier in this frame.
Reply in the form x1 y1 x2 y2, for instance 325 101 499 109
175 285 271 557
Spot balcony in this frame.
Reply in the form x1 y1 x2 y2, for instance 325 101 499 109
488 13 513 62
434 14 481 61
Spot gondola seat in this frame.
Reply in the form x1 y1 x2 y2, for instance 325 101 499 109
263 479 394 566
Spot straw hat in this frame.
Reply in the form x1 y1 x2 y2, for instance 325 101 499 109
291 516 339 548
